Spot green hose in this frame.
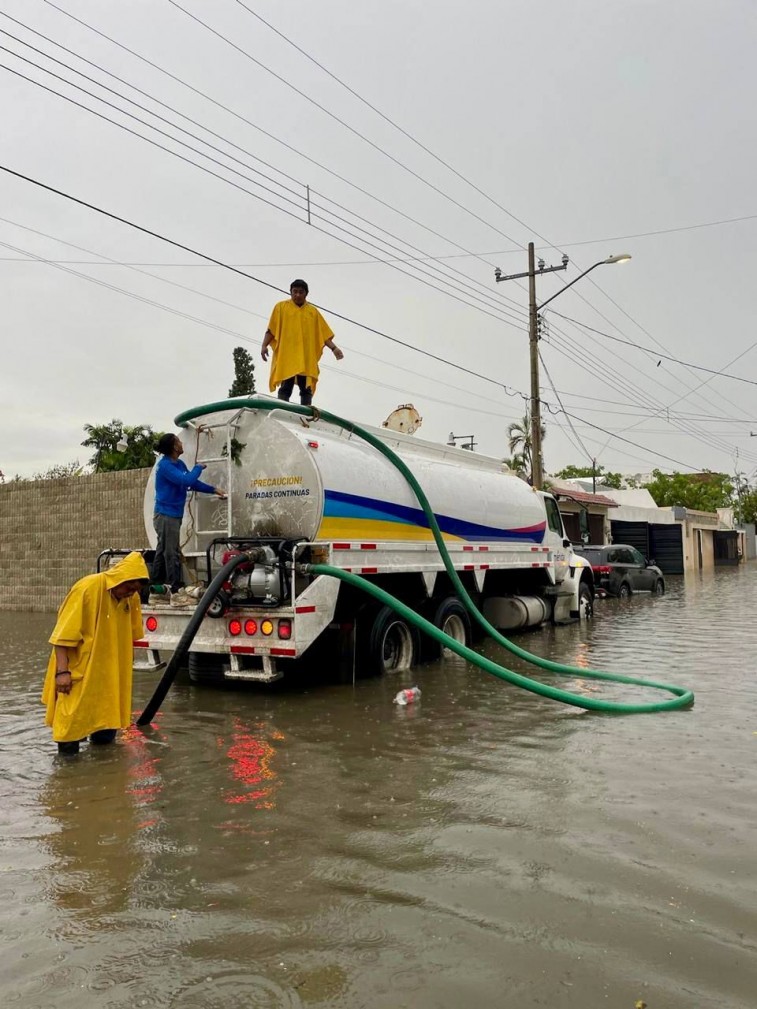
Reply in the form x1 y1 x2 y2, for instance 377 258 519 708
176 398 694 714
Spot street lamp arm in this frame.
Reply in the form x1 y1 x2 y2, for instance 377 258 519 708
537 260 604 311
536 253 631 311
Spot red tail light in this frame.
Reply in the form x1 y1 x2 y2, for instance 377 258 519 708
244 619 258 636
278 619 292 640
228 618 242 636
145 615 158 632
592 565 612 575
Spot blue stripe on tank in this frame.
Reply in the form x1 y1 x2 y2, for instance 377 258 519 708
323 489 545 543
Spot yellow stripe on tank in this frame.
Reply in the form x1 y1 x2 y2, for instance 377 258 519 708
316 517 464 542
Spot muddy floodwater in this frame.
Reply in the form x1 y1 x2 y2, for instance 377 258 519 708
2 565 756 1008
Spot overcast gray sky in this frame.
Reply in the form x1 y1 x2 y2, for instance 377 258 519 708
2 0 756 480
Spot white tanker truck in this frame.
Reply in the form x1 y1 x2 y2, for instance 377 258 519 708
132 400 594 685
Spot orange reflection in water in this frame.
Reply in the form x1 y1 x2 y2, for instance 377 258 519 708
217 718 282 808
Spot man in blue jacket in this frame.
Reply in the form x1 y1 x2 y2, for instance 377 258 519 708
151 433 226 596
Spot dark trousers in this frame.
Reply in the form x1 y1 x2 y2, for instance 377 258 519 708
57 729 117 755
278 375 312 406
151 513 183 591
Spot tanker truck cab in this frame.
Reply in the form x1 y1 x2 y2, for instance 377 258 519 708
133 401 594 685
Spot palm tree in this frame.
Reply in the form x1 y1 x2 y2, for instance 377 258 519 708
507 411 546 483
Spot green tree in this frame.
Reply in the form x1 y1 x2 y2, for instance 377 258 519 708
82 420 159 472
643 469 734 512
228 346 256 397
507 411 546 483
736 488 757 525
555 463 624 490
733 473 757 525
33 460 85 480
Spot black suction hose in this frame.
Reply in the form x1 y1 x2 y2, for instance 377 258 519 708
136 551 254 727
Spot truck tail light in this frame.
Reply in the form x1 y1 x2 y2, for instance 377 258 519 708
261 619 274 636
228 618 242 636
145 615 158 632
278 619 292 640
592 565 612 575
244 619 258 636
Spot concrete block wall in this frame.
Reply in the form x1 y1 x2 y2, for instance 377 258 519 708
0 469 151 612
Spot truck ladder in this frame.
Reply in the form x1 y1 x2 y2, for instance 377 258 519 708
186 412 243 539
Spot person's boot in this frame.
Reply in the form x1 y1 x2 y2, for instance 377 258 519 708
57 740 81 756
90 729 117 746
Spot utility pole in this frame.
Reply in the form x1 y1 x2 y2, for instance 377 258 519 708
495 243 568 488
495 247 632 488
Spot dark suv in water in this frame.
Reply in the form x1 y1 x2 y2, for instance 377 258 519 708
574 544 665 599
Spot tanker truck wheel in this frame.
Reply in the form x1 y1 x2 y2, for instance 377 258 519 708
421 597 472 662
360 605 420 677
188 652 226 686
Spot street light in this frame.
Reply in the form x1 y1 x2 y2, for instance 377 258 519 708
537 253 632 312
495 244 632 488
448 432 476 451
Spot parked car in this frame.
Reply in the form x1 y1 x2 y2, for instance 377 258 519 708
574 544 665 599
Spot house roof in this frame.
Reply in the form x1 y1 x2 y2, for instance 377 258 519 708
552 487 619 508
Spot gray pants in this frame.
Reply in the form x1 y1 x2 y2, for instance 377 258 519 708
152 513 183 590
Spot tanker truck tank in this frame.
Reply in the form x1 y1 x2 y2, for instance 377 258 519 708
142 404 548 553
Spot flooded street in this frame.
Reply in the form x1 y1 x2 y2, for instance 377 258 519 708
2 565 755 1009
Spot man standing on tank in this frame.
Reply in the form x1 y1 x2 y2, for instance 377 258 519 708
151 433 226 599
261 279 343 405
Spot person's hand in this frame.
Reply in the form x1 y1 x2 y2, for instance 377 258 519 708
215 489 228 499
198 463 207 471
261 346 269 362
55 671 72 695
331 346 344 361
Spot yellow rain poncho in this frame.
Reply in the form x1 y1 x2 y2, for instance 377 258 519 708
267 299 334 395
42 552 149 743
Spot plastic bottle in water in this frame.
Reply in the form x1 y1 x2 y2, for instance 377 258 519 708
394 686 421 706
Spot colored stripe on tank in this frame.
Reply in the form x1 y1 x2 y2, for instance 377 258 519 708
316 517 464 542
323 489 545 543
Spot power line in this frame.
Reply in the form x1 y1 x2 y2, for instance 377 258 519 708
0 213 530 418
165 0 528 251
0 55 527 331
0 162 526 393
549 310 757 387
0 21 532 329
230 0 757 273
30 0 526 283
538 350 593 465
0 163 740 475
90 0 749 438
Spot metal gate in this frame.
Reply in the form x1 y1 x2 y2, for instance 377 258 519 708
610 520 649 557
610 520 684 575
650 524 684 574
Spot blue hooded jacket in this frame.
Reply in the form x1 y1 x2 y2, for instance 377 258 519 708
154 457 215 519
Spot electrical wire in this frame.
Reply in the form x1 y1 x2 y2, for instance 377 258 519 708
165 0 527 251
548 310 757 387
32 0 747 444
9 17 744 460
32 1 525 279
0 31 532 330
0 57 530 332
538 350 594 465
0 162 530 396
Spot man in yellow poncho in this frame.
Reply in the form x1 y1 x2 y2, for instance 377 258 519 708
42 552 150 756
261 279 343 405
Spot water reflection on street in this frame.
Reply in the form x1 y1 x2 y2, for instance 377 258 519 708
1 565 756 1008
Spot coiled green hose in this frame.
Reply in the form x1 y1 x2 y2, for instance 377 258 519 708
176 398 694 714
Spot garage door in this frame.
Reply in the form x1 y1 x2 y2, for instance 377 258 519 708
649 524 684 574
610 520 649 558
